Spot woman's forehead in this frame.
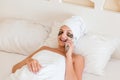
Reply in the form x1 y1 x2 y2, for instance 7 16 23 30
60 25 72 31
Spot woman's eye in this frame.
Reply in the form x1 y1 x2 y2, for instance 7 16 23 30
58 31 63 36
67 33 73 38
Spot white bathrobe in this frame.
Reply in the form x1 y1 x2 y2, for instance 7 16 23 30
6 50 66 80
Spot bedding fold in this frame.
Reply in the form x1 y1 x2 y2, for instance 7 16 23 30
6 50 65 80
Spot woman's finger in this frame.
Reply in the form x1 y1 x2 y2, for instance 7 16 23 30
26 58 41 73
36 62 41 72
34 60 40 73
27 63 32 72
32 59 41 73
31 60 38 73
27 59 35 73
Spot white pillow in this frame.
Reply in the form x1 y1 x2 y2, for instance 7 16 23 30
43 22 61 48
74 33 119 75
0 19 49 55
44 23 119 75
112 44 120 59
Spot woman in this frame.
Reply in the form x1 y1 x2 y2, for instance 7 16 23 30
11 16 86 80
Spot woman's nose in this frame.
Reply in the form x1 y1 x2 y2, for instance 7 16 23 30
61 32 67 40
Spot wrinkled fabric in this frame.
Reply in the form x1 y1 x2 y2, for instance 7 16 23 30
62 16 87 46
6 50 65 80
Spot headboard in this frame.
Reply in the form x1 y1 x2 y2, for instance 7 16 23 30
0 0 120 37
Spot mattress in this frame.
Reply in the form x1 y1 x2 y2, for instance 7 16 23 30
83 59 120 80
0 51 120 80
0 51 26 80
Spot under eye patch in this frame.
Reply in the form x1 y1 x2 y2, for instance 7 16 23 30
67 33 73 38
58 31 73 38
58 31 63 36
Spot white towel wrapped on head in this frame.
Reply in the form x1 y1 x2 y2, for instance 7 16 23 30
62 16 87 46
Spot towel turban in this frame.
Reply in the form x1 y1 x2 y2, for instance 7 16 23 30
62 16 87 46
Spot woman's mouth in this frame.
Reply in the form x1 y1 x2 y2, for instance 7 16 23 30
60 38 67 42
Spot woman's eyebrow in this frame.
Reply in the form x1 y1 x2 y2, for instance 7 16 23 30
60 29 71 32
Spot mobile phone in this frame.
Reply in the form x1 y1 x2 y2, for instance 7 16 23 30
65 44 69 52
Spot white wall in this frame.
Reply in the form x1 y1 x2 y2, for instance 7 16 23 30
0 0 120 37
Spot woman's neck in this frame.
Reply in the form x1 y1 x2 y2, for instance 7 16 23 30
57 46 66 53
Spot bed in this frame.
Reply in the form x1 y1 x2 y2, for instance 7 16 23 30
0 0 120 80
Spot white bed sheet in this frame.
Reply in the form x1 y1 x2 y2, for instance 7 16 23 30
83 59 120 80
0 51 120 80
0 51 26 80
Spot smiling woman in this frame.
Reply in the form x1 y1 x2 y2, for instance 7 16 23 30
1 0 120 80
6 16 86 80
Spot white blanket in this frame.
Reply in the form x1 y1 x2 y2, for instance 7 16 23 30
6 50 66 80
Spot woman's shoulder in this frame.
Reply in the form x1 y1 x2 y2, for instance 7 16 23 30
32 46 52 54
73 53 84 58
73 53 84 62
43 46 57 50
40 46 58 53
40 46 51 49
40 46 54 50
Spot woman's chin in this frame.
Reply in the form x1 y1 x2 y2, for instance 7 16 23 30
59 43 65 47
58 41 66 47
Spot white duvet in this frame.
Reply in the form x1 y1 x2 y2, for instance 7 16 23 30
6 50 66 80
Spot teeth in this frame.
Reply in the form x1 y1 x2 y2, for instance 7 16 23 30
60 39 66 42
60 38 68 42
62 40 65 42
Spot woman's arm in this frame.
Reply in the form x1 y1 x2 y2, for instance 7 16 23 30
12 46 46 73
65 54 84 80
12 57 28 73
73 54 84 80
65 55 77 80
65 39 84 80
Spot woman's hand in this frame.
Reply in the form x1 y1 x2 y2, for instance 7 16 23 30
65 40 74 58
26 58 41 74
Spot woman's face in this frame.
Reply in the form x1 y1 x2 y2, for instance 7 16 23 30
58 25 73 47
